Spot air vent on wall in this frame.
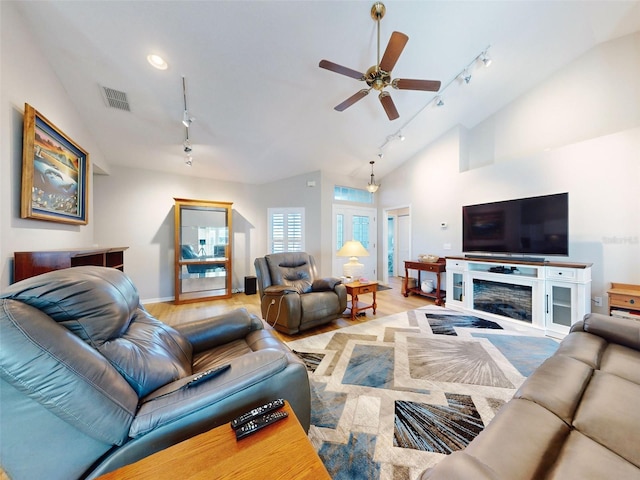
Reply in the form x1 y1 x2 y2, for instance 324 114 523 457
100 85 131 111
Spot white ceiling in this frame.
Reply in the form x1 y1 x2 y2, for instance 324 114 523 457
15 1 640 185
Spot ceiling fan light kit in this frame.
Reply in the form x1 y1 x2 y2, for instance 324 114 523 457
319 2 441 121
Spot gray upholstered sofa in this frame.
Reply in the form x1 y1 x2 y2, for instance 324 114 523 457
254 252 347 334
420 312 640 479
0 266 310 480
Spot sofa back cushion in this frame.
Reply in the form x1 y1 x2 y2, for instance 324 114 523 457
2 266 139 346
0 298 137 446
265 252 316 294
2 266 193 397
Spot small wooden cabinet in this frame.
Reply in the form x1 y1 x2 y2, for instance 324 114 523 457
174 198 233 304
607 283 640 319
13 247 128 283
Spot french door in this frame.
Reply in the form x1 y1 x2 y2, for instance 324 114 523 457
332 205 377 281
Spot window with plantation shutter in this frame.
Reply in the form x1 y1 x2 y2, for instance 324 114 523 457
268 208 305 253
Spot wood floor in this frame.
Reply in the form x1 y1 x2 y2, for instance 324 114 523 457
145 276 436 343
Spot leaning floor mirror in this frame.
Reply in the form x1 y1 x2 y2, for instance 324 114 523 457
174 198 233 304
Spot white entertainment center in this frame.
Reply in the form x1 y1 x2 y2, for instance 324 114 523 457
445 256 592 338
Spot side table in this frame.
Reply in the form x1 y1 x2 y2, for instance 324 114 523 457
344 281 378 321
404 260 446 305
97 401 329 480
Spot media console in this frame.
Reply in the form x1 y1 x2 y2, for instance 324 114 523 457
445 256 592 338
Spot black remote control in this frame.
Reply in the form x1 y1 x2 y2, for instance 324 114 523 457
230 398 285 429
184 364 230 389
235 411 288 440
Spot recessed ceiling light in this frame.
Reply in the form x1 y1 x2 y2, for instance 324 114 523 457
147 54 168 70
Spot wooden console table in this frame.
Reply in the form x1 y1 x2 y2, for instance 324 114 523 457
13 247 128 283
344 281 378 321
98 401 329 480
403 260 446 305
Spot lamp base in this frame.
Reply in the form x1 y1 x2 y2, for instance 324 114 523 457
343 257 364 281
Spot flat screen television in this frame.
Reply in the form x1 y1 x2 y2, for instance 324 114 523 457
462 193 568 257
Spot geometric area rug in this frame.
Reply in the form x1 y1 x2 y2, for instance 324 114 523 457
286 306 559 480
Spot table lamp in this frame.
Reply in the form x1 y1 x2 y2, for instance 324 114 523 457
337 240 369 281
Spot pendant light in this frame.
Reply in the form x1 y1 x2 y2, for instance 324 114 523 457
366 160 380 193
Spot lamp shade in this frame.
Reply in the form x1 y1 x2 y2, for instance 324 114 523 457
337 240 369 258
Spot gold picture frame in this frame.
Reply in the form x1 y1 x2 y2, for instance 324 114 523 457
21 103 89 224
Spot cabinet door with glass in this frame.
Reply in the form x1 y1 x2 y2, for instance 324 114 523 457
174 198 232 304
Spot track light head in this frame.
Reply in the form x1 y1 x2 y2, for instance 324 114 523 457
182 110 193 127
435 96 444 107
461 69 472 84
481 53 492 67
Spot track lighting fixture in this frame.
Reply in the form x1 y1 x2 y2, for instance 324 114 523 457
181 76 194 127
366 160 380 193
378 45 492 152
480 52 492 67
181 77 194 166
184 127 193 167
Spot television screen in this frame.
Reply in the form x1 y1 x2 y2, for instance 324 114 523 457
462 193 568 256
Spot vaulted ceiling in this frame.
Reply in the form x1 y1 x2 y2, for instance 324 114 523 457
15 1 640 185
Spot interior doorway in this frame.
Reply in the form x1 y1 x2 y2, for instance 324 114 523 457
383 206 411 285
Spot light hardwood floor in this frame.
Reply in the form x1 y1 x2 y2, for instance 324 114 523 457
145 276 435 343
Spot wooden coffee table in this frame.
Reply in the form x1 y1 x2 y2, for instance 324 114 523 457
97 401 329 479
344 281 378 321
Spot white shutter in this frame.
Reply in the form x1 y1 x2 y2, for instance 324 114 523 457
268 208 305 253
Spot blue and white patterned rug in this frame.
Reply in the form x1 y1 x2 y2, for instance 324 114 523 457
287 305 560 480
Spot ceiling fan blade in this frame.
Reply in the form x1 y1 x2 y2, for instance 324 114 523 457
379 91 399 120
379 31 409 73
319 60 365 80
335 89 370 112
392 78 441 92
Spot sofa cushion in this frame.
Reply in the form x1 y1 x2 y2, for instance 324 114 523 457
583 313 640 350
99 309 193 397
266 253 314 293
1 266 139 347
546 430 640 479
419 451 500 480
514 354 592 424
554 331 607 368
599 343 640 384
464 399 570 479
572 370 640 468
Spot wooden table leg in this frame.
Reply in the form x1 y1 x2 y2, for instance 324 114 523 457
351 293 358 321
403 265 409 297
372 290 377 314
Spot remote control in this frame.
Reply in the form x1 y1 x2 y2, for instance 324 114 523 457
235 411 288 440
184 364 230 389
230 398 285 429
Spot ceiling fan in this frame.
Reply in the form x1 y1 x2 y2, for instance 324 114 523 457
319 2 441 121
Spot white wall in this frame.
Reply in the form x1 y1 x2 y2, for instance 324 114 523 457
379 32 640 314
93 167 325 302
0 3 108 287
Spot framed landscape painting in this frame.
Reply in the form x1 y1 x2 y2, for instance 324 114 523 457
21 103 89 224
